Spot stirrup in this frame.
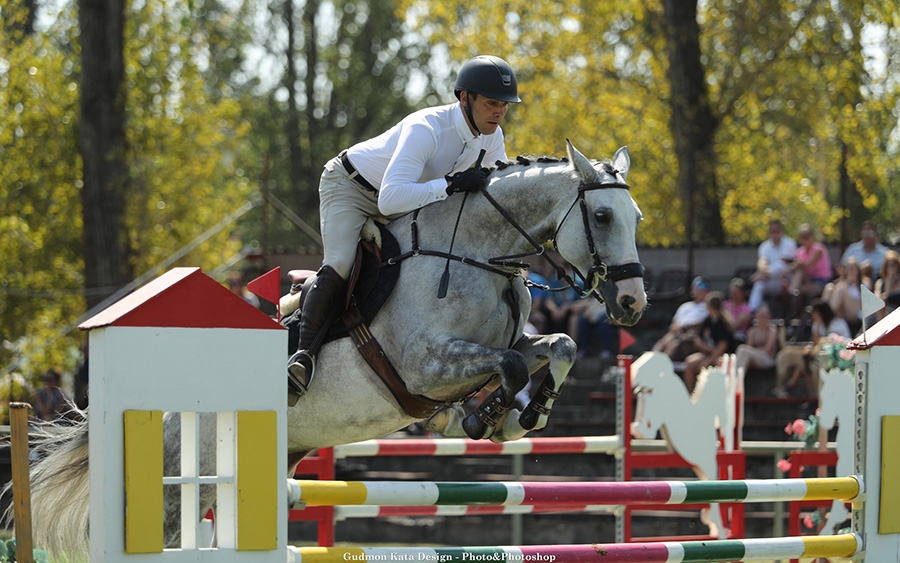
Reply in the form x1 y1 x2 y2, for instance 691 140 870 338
287 350 314 398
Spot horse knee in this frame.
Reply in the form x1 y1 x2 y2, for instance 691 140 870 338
499 353 530 400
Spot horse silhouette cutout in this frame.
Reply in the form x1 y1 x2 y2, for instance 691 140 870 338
817 367 855 535
631 351 734 538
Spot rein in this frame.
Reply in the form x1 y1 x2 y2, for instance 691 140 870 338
382 170 644 303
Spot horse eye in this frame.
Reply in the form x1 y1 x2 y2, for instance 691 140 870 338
594 209 612 225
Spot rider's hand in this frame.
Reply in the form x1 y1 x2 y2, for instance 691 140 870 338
445 167 488 195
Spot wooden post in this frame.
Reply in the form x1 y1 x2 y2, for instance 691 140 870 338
9 402 34 563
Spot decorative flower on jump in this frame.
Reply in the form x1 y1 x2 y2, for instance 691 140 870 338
802 509 823 531
819 334 856 372
784 411 820 449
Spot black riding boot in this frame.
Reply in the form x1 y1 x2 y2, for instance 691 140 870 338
287 265 346 400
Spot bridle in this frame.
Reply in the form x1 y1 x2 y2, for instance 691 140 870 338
477 176 644 302
550 179 646 299
389 167 645 305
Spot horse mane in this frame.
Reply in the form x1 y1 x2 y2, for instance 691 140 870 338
492 154 617 175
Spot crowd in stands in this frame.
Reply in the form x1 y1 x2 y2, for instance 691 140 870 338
521 220 897 398
645 219 898 397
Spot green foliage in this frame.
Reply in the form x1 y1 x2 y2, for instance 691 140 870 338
2 0 899 386
396 0 900 246
0 538 49 563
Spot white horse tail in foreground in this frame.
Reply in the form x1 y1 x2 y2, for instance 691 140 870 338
4 418 91 559
20 141 646 554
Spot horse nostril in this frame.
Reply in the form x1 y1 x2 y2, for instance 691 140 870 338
620 295 636 311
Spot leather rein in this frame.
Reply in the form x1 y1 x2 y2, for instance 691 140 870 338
347 172 645 420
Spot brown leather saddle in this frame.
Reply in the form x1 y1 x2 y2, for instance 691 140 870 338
281 223 444 417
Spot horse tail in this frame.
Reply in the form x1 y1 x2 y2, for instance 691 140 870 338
3 416 91 560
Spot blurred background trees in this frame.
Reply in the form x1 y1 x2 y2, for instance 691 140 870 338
1 0 898 387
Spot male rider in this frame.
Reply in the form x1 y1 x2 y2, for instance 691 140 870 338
288 55 522 400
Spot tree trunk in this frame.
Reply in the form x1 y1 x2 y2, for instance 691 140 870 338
663 0 724 246
78 0 132 310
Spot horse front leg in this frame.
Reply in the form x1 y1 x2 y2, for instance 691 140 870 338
518 332 578 430
490 332 577 442
419 343 530 441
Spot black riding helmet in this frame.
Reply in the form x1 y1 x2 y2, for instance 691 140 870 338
454 55 522 104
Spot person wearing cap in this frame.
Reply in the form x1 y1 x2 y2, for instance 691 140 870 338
287 55 522 398
651 276 712 362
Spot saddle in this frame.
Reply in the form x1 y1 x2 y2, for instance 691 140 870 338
281 223 444 418
282 222 400 348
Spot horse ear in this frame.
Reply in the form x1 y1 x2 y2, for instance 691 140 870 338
565 139 599 182
613 146 630 181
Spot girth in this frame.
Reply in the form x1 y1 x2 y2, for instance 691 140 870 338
342 303 445 418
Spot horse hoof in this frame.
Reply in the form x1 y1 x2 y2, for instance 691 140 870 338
518 408 538 431
462 414 490 440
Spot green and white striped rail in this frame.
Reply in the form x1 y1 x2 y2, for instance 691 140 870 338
287 476 862 508
286 533 863 562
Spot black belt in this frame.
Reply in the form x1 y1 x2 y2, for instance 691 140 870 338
340 151 377 193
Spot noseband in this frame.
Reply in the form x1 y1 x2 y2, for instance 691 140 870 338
475 176 644 303
550 180 645 299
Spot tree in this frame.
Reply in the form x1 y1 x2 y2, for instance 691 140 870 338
397 0 900 246
78 0 132 310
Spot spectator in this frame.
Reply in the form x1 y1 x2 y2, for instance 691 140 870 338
74 340 89 410
683 291 736 393
773 300 850 399
723 277 752 341
822 258 863 334
734 305 779 377
787 223 832 315
874 250 900 319
652 276 712 362
749 219 797 312
575 299 620 362
525 266 553 333
228 271 261 308
33 368 70 422
859 259 875 291
841 221 888 279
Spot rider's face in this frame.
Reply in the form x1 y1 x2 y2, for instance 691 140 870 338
463 92 509 135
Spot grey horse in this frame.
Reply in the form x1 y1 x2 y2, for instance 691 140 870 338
23 140 646 555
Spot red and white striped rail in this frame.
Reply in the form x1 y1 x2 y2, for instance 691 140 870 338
332 435 621 458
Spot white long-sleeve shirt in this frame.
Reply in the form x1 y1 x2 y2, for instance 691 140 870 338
345 102 508 217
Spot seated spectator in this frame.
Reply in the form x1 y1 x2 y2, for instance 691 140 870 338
526 266 554 333
652 276 712 362
34 368 70 422
749 219 796 312
773 300 850 399
575 299 620 362
723 277 752 341
734 304 779 377
227 271 260 308
841 221 888 279
822 258 863 334
859 259 875 291
683 291 736 393
535 263 582 336
874 250 900 319
788 223 832 316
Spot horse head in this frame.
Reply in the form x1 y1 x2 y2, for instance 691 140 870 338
553 141 647 326
630 352 687 439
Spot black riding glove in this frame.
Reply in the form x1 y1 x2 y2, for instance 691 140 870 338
445 167 488 195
